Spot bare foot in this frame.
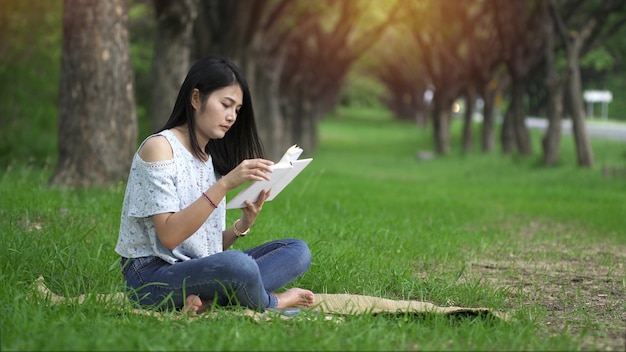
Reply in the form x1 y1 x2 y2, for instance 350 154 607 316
275 288 315 308
183 294 212 314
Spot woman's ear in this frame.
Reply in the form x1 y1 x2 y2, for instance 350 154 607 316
191 88 201 110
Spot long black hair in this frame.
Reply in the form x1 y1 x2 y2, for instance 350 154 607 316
160 56 264 176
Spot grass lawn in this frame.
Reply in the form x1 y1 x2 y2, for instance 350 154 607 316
1 106 625 351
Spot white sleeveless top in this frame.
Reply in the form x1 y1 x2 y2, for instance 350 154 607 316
115 129 225 264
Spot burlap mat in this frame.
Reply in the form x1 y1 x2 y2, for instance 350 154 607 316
312 293 508 320
31 276 508 321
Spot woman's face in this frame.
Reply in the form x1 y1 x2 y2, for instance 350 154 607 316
192 84 243 143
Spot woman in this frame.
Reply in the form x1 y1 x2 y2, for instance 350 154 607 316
115 56 314 314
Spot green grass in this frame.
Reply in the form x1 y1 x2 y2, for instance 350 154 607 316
1 106 625 351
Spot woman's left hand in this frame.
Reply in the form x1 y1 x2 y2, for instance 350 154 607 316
238 189 271 231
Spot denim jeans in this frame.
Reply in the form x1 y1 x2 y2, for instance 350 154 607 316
120 239 312 311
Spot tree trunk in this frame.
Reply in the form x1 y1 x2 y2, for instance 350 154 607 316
547 0 597 168
501 105 515 154
194 1 286 159
462 86 476 152
247 55 286 161
541 1 563 167
432 95 451 155
415 107 428 128
52 0 137 187
542 81 563 166
288 95 311 152
566 49 594 167
280 82 318 155
511 76 532 155
480 82 495 153
307 107 321 152
150 0 198 132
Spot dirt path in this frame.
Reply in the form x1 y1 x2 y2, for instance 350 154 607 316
466 220 625 350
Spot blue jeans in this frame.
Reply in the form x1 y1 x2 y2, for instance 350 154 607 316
120 239 311 311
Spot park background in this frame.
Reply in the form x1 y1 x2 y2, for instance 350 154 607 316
1 0 625 351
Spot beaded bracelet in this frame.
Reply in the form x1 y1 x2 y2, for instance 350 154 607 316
202 192 218 209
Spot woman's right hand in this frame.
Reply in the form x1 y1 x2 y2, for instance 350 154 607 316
221 158 274 190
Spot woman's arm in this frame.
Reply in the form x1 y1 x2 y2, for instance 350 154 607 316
152 180 229 250
140 136 274 250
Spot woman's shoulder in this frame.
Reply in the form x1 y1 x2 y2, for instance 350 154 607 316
138 134 173 162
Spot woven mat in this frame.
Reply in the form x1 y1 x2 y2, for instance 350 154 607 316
31 276 508 321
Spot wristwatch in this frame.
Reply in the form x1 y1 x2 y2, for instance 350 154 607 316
233 219 249 237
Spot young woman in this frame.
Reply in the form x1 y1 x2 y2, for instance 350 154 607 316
115 56 314 314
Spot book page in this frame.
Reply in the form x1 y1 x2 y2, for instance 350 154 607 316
225 146 312 209
264 158 312 201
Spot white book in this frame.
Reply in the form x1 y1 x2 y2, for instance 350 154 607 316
226 145 313 209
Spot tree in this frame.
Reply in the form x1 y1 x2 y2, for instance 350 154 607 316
278 0 402 153
541 0 566 166
365 28 431 126
195 0 400 159
196 0 298 159
150 0 199 132
457 0 505 153
547 0 626 167
409 0 468 155
370 0 508 154
494 0 545 156
51 0 137 187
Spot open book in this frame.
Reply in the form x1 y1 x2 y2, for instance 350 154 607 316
225 145 313 209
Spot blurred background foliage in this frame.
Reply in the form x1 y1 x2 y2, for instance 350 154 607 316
1 0 625 169
0 0 62 166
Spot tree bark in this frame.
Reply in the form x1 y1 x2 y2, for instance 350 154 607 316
288 92 316 153
494 0 543 157
432 94 452 155
541 0 563 166
511 76 532 155
195 0 400 157
501 105 515 154
542 80 564 166
548 0 597 167
150 0 198 132
195 0 289 160
565 39 594 167
247 51 286 160
480 82 495 153
52 0 137 187
462 86 476 152
276 0 402 155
